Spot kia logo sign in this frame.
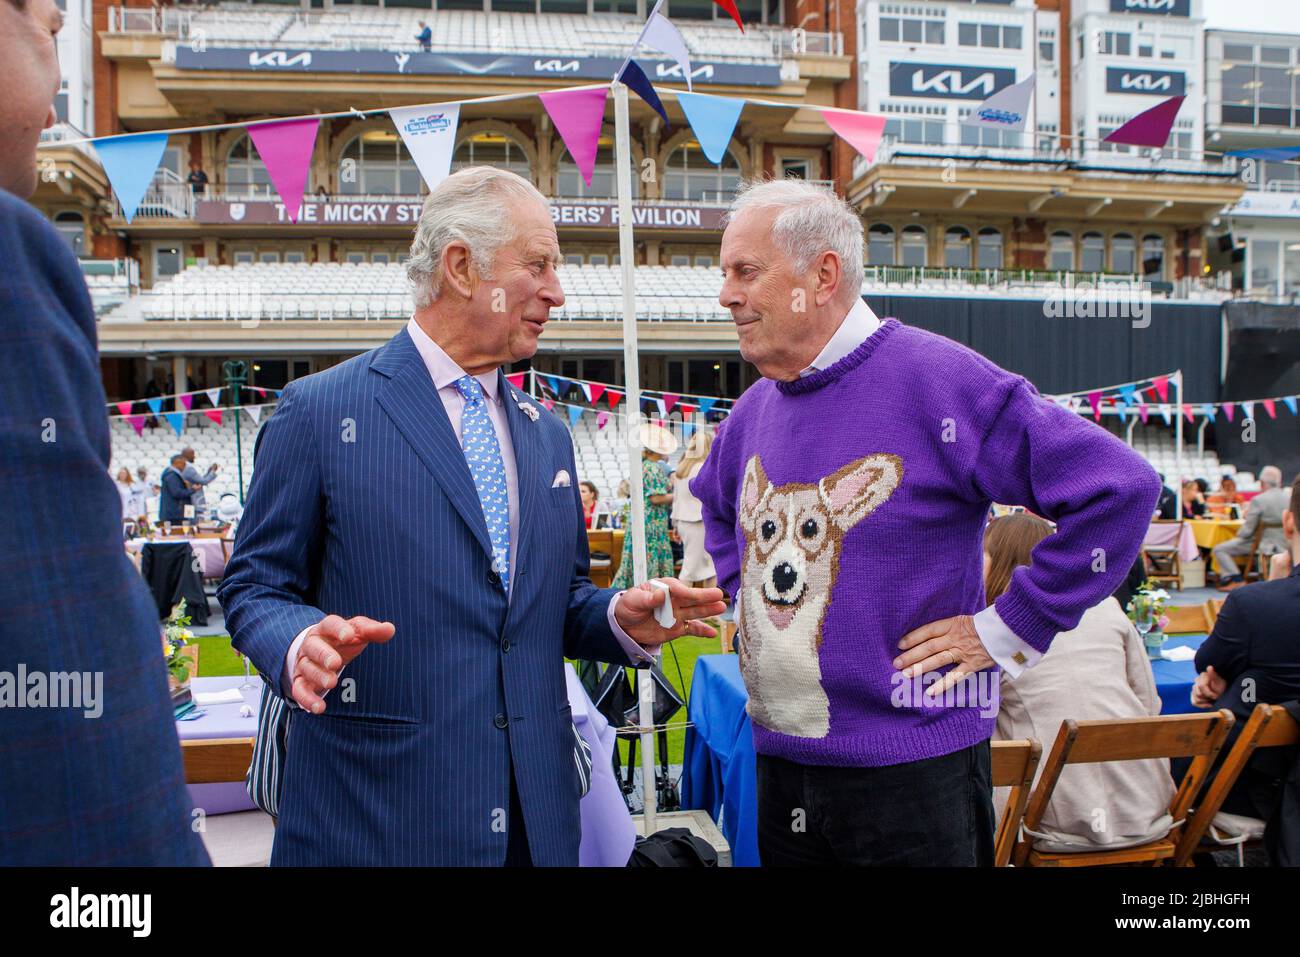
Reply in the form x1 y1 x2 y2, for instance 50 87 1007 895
889 62 1017 101
1109 0 1190 15
248 50 312 69
533 59 581 73
1106 67 1185 96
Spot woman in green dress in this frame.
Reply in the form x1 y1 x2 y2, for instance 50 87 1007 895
612 423 678 589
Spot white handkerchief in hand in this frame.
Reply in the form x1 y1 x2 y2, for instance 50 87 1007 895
551 469 571 488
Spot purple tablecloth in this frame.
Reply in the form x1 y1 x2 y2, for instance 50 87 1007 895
1144 522 1200 563
177 674 261 815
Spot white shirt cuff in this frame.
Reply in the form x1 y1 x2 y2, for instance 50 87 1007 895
973 604 1042 680
608 592 658 666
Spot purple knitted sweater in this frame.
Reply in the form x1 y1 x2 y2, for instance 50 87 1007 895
690 319 1161 767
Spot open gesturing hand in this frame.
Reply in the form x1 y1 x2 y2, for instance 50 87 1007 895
291 614 395 714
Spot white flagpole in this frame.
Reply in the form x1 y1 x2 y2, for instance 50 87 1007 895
613 80 657 832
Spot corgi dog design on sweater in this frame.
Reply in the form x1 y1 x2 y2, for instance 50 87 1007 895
736 452 903 738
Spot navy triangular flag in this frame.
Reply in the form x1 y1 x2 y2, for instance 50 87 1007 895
618 59 669 127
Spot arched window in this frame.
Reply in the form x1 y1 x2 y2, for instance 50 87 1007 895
900 225 927 267
662 142 740 202
867 224 895 266
1081 232 1105 273
1142 234 1165 279
54 211 85 257
1049 230 1074 271
226 135 273 198
977 227 1002 270
452 132 531 181
556 138 639 199
1111 233 1136 274
340 131 420 196
944 226 972 268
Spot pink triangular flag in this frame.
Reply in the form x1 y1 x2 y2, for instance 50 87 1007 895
597 411 610 430
1138 403 1149 424
1086 391 1102 421
180 393 193 411
505 372 525 389
247 117 320 224
1263 399 1276 419
1104 95 1185 148
589 384 606 404
541 398 555 411
539 88 607 187
204 409 223 426
1223 402 1235 422
1152 376 1169 402
662 393 679 414
606 389 623 409
127 414 146 437
1182 404 1194 424
821 108 887 165
115 401 132 416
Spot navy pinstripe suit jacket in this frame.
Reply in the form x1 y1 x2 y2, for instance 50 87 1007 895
218 327 631 865
0 188 208 866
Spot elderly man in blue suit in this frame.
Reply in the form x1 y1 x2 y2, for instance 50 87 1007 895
0 0 207 865
219 166 726 866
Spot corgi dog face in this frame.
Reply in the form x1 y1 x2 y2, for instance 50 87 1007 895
735 453 903 737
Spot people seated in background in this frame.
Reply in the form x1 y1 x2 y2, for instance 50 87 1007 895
1216 476 1243 517
1182 479 1208 519
579 480 599 529
1155 473 1178 520
1185 475 1300 821
1214 465 1291 592
158 453 192 525
987 514 1176 851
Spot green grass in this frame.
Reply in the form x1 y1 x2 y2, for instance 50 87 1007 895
197 631 727 767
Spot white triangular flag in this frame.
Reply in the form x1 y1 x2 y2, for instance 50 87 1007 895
963 74 1035 134
246 405 263 426
640 12 694 92
389 103 461 191
205 388 221 407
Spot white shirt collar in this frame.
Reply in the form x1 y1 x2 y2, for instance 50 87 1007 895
406 317 500 403
800 298 882 378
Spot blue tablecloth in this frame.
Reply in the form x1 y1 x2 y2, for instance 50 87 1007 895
682 637 1209 867
681 654 758 867
1151 633 1207 715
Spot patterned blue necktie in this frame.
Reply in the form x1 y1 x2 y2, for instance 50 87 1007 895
455 375 510 593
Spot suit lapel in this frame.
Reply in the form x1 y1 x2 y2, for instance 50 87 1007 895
373 330 493 563
500 372 543 569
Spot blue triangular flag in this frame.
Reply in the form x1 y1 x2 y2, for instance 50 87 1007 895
619 60 669 127
682 421 695 441
1200 403 1216 420
567 405 583 429
697 397 716 417
677 91 745 165
545 375 562 396
146 397 162 415
164 412 185 435
1241 401 1255 421
93 133 169 224
1118 385 1137 407
1284 396 1298 416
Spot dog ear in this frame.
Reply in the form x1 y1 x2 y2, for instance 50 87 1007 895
819 453 903 532
739 455 769 532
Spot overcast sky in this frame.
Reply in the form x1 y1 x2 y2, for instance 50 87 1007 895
1202 0 1300 34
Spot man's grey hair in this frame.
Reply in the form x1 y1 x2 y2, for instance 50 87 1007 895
725 178 864 300
405 166 549 308
1260 465 1283 488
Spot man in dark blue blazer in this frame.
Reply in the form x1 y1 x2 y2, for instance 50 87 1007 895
0 0 208 865
219 167 726 865
159 452 194 524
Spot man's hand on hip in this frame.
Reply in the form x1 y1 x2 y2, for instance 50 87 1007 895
292 614 395 714
614 578 727 652
894 614 995 700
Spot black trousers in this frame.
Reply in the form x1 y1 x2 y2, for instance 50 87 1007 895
756 740 995 867
504 763 532 867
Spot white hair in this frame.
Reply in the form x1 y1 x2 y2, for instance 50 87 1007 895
405 166 549 308
725 178 865 300
1260 465 1283 488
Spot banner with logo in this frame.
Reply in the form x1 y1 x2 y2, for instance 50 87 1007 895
963 74 1035 134
888 62 1017 101
390 103 461 191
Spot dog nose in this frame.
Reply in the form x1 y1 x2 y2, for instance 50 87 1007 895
772 562 798 594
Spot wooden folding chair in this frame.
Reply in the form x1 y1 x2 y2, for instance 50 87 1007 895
1012 710 1234 867
181 737 255 785
1173 704 1300 867
991 739 1042 867
1202 598 1224 631
1142 519 1184 591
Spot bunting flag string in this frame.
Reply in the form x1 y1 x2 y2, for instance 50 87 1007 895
638 4 695 93
618 60 669 126
1104 95 1185 149
390 103 461 191
93 133 169 224
539 87 608 187
963 74 1035 135
246 118 320 224
677 91 745 165
106 386 282 411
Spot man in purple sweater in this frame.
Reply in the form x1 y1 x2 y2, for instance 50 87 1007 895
691 180 1161 866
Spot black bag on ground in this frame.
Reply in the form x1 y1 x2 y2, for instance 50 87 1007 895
626 827 718 867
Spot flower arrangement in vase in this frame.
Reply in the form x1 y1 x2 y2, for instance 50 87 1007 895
1125 580 1172 660
163 600 198 706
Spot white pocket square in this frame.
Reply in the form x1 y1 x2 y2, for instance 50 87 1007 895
551 469 571 488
